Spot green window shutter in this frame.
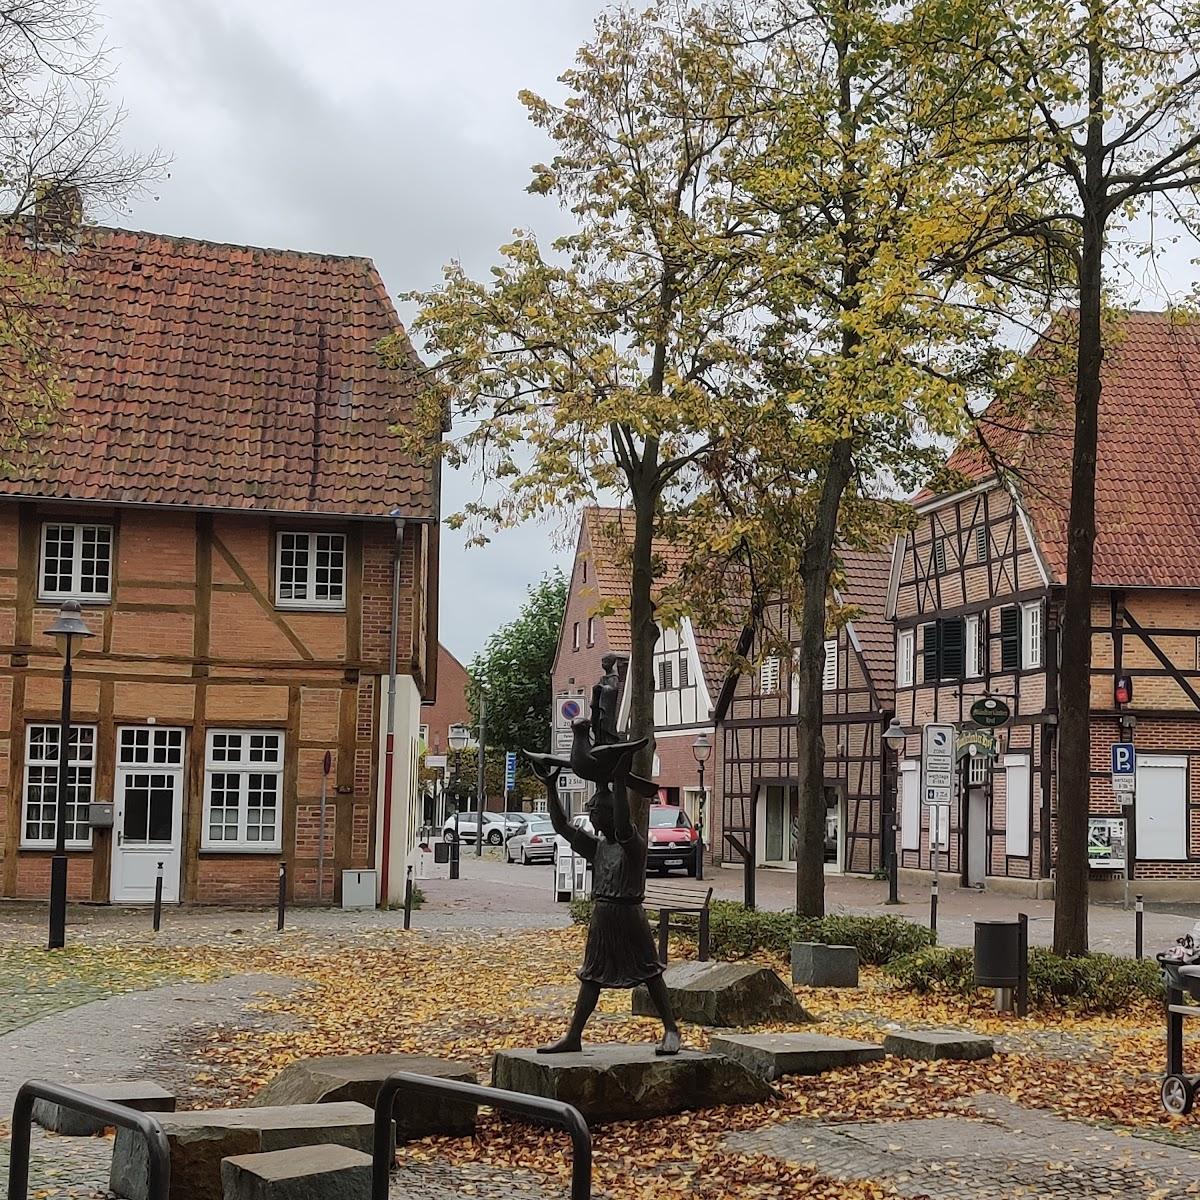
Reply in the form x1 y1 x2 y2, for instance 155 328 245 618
922 622 939 682
940 618 965 679
1000 606 1021 670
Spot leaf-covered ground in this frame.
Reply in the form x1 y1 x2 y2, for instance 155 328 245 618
2 924 1195 1198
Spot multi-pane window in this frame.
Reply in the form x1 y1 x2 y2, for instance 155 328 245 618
22 724 96 847
118 726 184 766
276 532 346 609
968 753 989 786
39 523 112 601
965 613 983 678
759 656 781 695
202 730 284 850
1022 601 1044 669
897 629 915 688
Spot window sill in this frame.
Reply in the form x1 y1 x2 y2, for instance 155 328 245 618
20 843 93 852
37 595 111 607
199 846 283 856
274 602 346 614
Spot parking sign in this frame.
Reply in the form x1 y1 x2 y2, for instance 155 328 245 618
1111 742 1136 798
922 723 956 808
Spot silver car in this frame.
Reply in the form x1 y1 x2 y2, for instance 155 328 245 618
504 819 558 864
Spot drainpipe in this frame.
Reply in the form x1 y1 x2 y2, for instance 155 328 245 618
379 513 406 906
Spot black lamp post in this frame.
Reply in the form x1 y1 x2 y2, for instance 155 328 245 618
883 717 906 906
45 599 94 950
692 732 712 882
448 722 469 877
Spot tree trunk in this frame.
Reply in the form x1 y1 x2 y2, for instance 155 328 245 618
1053 28 1104 958
794 437 854 917
626 456 660 831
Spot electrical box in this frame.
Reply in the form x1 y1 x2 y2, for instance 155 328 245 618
88 802 115 829
341 868 377 909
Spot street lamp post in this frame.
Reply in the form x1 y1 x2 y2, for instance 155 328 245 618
692 732 712 883
45 600 94 950
883 717 906 906
448 723 469 880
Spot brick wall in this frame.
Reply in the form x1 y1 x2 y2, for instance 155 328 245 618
421 644 471 755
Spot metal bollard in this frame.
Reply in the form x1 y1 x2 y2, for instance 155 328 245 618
449 838 460 881
930 877 939 935
403 866 413 931
276 861 286 932
1136 894 1144 960
152 861 163 933
1016 912 1029 1017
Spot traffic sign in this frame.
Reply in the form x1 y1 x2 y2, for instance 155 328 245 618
556 695 584 728
921 722 956 808
970 696 1010 728
1111 742 1136 775
505 751 517 792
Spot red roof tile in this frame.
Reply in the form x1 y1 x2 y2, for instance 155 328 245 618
926 310 1200 588
838 548 895 702
0 225 435 519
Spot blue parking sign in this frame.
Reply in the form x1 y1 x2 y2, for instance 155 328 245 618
505 751 517 791
1111 743 1136 775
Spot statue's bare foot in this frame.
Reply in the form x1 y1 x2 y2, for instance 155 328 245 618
656 1029 681 1056
538 1034 583 1054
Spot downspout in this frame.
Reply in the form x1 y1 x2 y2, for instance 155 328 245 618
379 513 406 906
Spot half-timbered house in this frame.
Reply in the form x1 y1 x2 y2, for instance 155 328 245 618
0 221 439 907
716 550 894 875
888 310 1200 897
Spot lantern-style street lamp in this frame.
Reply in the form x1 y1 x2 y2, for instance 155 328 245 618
692 732 712 882
883 717 907 905
45 600 94 949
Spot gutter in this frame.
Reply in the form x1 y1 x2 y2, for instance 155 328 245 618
379 512 406 906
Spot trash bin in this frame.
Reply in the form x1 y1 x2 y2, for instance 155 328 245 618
974 919 1020 988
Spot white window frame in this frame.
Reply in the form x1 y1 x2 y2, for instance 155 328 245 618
21 723 96 848
968 752 988 786
586 617 595 647
965 613 983 678
38 522 113 602
760 656 781 695
822 639 838 691
275 531 346 611
202 729 285 851
572 622 580 651
897 629 915 688
1021 601 1044 669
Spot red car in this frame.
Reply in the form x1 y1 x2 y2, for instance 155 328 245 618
646 803 699 876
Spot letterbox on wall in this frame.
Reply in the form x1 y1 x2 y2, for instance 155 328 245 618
88 802 115 829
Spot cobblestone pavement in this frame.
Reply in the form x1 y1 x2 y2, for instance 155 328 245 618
728 1094 1200 1198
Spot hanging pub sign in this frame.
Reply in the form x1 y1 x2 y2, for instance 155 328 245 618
956 729 996 761
970 696 1011 727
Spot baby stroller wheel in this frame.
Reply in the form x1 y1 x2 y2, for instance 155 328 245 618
1162 1074 1195 1116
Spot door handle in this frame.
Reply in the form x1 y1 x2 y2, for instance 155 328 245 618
117 832 122 846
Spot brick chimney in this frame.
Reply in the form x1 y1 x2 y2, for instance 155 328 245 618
33 182 82 244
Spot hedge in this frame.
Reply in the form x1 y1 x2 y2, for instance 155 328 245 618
883 944 1164 1013
569 899 934 966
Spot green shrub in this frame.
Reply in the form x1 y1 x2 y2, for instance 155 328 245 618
570 897 933 966
884 944 1164 1012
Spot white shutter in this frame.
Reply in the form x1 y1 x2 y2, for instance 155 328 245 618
1136 755 1187 860
759 656 780 695
1004 754 1031 857
900 762 920 850
822 639 838 691
1022 602 1044 669
897 629 914 688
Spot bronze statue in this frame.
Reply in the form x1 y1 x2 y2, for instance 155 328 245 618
590 653 624 745
525 715 680 1057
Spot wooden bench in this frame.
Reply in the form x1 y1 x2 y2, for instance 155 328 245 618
643 882 713 965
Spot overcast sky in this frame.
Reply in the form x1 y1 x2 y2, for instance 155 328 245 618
100 0 606 664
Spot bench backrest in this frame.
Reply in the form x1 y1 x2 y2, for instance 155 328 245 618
643 884 713 912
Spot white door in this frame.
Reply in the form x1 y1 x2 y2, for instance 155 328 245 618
967 788 987 886
1137 755 1188 861
111 726 186 903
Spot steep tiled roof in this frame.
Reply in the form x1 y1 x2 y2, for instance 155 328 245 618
0 225 435 518
838 548 894 704
926 310 1200 588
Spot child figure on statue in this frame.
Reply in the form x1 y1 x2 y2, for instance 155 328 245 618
532 752 681 1056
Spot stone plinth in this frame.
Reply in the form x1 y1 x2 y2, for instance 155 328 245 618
492 1044 771 1123
791 943 859 988
632 961 812 1027
252 1053 477 1142
32 1081 175 1136
221 1146 372 1200
883 1030 994 1061
110 1102 382 1200
710 1033 884 1081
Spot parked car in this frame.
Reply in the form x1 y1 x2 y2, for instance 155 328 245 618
554 813 595 862
442 811 509 845
647 803 700 876
505 819 558 864
502 811 533 838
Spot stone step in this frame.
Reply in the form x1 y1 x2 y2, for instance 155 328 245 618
791 943 859 988
883 1030 995 1061
251 1053 477 1143
631 961 812 1027
110 1102 385 1200
492 1043 771 1124
710 1033 885 1080
221 1145 372 1200
32 1081 176 1136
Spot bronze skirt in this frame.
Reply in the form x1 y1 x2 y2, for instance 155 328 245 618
577 899 663 989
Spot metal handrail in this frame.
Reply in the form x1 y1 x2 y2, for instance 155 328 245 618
8 1080 171 1200
372 1071 591 1200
